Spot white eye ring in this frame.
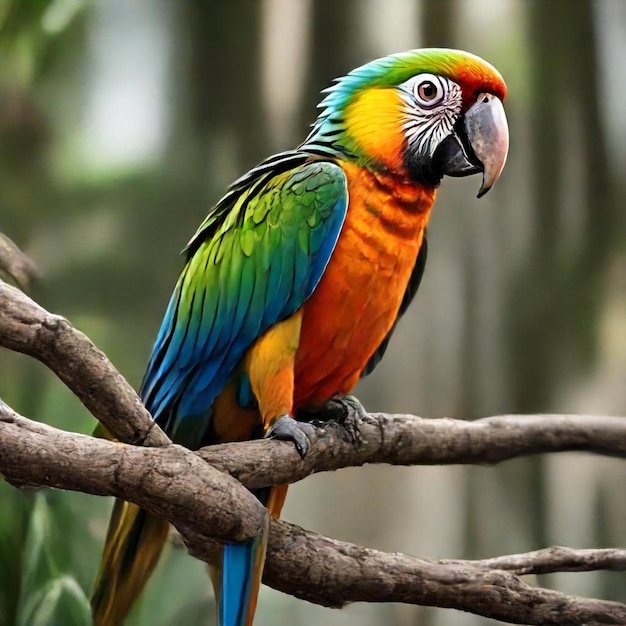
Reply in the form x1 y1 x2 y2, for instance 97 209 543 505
413 74 445 107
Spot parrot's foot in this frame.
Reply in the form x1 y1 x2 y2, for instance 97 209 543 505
266 415 315 458
296 395 365 445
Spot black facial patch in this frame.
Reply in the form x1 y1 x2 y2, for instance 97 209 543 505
404 142 445 187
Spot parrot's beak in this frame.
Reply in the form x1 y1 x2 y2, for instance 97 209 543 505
435 93 509 198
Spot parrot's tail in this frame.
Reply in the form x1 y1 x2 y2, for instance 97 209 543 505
91 500 169 626
218 484 288 626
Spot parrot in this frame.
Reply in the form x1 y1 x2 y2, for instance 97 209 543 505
91 48 508 626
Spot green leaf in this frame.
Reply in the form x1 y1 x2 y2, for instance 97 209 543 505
19 575 91 626
41 0 85 35
0 483 33 626
15 493 92 626
20 493 55 599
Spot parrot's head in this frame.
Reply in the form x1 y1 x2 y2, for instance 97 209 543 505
304 48 509 197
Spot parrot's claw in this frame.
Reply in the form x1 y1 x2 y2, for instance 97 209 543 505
337 394 367 421
266 415 314 458
335 394 365 445
296 395 365 445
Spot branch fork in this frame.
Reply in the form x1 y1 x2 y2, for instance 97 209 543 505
0 278 625 625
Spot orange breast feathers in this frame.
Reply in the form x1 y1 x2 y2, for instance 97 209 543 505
294 161 435 408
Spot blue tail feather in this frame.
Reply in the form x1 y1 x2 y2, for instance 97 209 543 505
220 537 263 626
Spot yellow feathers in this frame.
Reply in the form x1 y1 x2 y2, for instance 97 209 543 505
343 88 407 172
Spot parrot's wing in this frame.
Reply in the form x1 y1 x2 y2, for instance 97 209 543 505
140 154 348 444
361 235 428 378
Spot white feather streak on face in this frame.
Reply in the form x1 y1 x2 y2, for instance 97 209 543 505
398 75 463 158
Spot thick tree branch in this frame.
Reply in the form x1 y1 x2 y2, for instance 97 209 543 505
2 279 626 625
2 277 625 473
261 521 626 625
0 400 267 544
1 403 625 625
0 279 168 447
200 413 626 489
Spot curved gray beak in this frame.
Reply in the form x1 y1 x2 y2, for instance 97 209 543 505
465 93 509 197
436 94 509 198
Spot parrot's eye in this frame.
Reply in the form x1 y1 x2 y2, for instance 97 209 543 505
413 74 445 107
418 82 437 100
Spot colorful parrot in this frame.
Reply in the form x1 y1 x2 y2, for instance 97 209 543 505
91 48 508 625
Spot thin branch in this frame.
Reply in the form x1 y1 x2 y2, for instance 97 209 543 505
0 233 39 289
1 402 625 625
445 546 626 575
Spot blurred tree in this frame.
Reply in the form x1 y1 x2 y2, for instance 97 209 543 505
508 0 616 412
421 0 456 48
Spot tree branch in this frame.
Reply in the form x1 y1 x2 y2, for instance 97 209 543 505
199 413 626 489
0 279 168 447
260 521 626 625
444 546 626 575
0 233 38 289
3 276 625 474
1 402 626 625
1 278 626 625
0 400 267 544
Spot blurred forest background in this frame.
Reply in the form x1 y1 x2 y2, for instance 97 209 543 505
1 0 625 625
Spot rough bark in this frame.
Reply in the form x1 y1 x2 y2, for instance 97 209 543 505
1 277 625 625
200 413 626 489
0 401 266 544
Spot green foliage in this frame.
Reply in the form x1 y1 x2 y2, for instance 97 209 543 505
0 0 86 84
0 489 91 626
19 576 89 626
0 482 212 626
0 483 29 625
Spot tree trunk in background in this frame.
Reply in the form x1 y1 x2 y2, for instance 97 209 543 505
508 0 613 412
300 0 366 127
421 0 456 48
184 0 267 171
